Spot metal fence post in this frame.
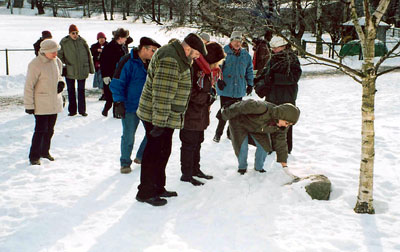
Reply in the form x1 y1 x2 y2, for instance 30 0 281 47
6 49 9 75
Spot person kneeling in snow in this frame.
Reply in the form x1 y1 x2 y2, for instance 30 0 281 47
221 99 300 175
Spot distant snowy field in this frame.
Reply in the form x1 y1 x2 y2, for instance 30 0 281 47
1 8 400 252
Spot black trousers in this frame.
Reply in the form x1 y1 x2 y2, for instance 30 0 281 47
66 78 86 114
103 84 113 115
137 121 174 199
179 129 204 178
287 125 293 153
215 96 242 137
29 114 57 161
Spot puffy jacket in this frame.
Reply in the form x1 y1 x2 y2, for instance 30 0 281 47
254 48 301 105
58 35 95 80
110 48 148 113
136 40 192 129
216 45 254 98
24 54 64 115
221 99 300 163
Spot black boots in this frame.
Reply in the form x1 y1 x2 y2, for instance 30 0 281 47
194 170 213 180
41 154 55 161
136 195 167 206
180 176 204 186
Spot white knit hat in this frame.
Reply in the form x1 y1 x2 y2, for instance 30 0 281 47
40 40 60 53
230 31 242 41
270 36 288 48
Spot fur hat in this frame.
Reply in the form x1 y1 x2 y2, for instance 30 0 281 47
184 33 207 56
204 43 225 64
41 30 52 39
139 37 161 48
97 32 106 40
230 31 242 41
40 39 60 53
113 28 129 40
270 36 288 48
199 32 210 43
69 24 79 33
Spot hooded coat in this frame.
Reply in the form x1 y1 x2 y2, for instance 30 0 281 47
221 99 300 163
24 54 64 115
58 35 95 80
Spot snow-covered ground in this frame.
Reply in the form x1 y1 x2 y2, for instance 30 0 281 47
1 9 400 252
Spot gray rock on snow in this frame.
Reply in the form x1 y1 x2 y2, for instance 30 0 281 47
303 174 331 200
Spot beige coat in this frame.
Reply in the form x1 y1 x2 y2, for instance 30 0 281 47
24 54 64 115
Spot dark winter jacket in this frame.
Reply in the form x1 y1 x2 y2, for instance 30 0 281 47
221 99 300 163
255 48 301 105
58 35 95 80
183 62 216 131
33 38 43 56
100 39 127 79
254 40 270 73
90 41 108 71
109 48 148 113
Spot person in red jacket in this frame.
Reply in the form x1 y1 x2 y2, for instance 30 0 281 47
179 42 225 186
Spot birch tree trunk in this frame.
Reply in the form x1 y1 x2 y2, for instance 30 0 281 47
352 0 390 214
315 0 323 54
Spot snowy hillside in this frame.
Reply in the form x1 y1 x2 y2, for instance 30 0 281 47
1 10 400 252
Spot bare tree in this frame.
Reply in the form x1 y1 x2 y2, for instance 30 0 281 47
195 0 399 214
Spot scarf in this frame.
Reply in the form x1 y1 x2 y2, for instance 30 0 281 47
229 43 241 56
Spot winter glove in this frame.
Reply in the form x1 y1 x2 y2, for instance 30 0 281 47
114 102 125 119
25 109 34 114
208 87 217 105
217 79 226 91
57 81 65 94
103 77 111 85
246 85 253 95
150 126 165 138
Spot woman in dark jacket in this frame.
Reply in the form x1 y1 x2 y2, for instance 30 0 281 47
255 36 302 153
90 32 108 100
179 42 225 186
100 28 129 117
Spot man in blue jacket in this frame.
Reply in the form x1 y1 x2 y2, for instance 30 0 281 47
110 37 161 174
214 31 254 143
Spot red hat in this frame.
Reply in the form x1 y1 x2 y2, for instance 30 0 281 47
97 32 106 40
69 24 79 33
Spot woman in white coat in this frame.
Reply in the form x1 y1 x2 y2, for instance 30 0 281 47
24 40 65 165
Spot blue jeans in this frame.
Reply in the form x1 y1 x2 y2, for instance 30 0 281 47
238 135 268 171
120 112 147 167
92 70 103 89
66 78 86 114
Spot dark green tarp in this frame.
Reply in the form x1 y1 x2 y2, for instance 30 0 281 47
339 40 388 57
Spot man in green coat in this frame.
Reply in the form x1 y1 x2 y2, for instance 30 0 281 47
58 24 95 116
221 99 300 174
136 33 207 207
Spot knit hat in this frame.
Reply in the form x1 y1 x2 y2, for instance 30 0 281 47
41 30 52 39
139 37 161 48
97 32 106 40
273 103 300 125
270 36 288 48
184 33 207 56
204 43 225 64
69 24 79 33
39 39 60 53
199 32 210 43
230 31 242 41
